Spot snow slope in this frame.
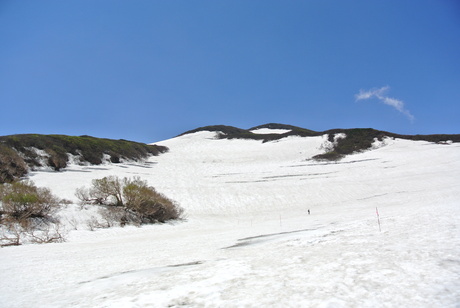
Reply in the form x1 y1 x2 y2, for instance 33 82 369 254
1 130 459 307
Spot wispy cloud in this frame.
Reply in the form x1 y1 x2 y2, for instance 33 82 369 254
355 86 414 122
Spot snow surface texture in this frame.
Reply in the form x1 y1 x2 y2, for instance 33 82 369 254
1 130 460 307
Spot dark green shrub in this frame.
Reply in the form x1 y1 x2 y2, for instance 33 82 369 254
312 151 343 161
0 145 28 183
46 148 68 170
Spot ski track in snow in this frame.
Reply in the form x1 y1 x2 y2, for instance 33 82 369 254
1 131 459 307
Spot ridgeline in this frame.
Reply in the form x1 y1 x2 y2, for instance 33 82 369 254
1 124 459 183
181 123 460 161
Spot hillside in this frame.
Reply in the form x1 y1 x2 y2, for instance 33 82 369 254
1 127 459 307
1 124 458 184
181 123 460 160
0 134 168 183
2 125 457 184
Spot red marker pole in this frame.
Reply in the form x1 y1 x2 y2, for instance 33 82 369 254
376 207 381 232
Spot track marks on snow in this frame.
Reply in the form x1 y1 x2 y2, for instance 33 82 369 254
222 228 316 249
222 171 337 184
78 261 204 285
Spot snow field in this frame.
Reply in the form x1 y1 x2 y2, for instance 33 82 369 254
1 130 459 307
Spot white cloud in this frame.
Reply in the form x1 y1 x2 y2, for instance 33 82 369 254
355 86 389 100
355 86 414 122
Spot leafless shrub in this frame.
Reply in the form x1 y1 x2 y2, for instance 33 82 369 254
75 186 105 205
75 176 122 205
60 198 73 205
1 221 66 247
0 223 24 247
76 176 183 227
98 207 121 228
86 216 102 231
92 176 124 206
29 223 66 244
66 217 79 230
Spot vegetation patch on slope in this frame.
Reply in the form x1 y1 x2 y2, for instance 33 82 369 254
0 134 168 183
315 128 460 161
180 124 460 161
313 128 387 161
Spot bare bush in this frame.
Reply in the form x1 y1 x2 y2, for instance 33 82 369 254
77 176 183 226
98 206 126 227
86 216 101 231
1 221 66 247
75 176 123 205
75 187 93 204
92 176 124 206
28 223 66 244
0 223 23 247
66 217 79 230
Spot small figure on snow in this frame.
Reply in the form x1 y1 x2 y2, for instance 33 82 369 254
308 209 310 215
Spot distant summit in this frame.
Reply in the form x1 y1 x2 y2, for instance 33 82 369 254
179 123 318 140
249 123 312 131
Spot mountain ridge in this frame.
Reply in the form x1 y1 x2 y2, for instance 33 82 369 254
1 124 459 183
180 123 460 142
180 123 460 160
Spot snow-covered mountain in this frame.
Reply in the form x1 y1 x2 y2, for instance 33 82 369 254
1 127 459 307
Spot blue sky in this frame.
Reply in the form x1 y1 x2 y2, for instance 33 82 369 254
1 1 459 143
